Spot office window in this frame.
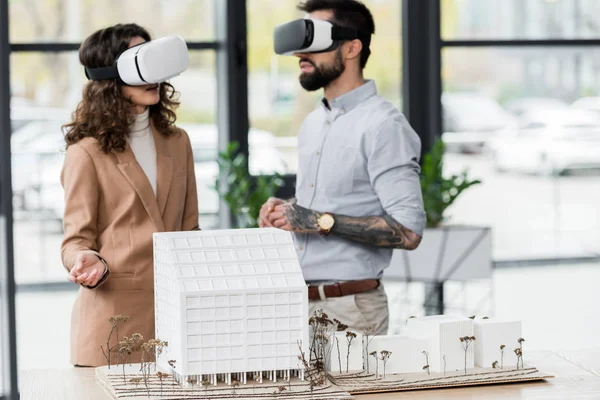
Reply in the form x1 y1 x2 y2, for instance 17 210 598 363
247 0 402 174
10 50 217 285
9 0 215 43
441 46 600 259
442 0 600 40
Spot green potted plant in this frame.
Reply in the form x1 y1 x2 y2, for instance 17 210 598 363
214 141 284 228
386 137 492 282
420 138 481 228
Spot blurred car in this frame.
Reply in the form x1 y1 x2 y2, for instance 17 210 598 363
487 109 600 175
441 92 515 153
571 97 600 117
11 116 68 221
503 97 568 117
10 112 287 223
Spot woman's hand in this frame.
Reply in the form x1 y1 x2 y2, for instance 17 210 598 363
68 251 106 287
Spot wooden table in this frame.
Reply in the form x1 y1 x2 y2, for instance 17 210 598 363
20 350 600 400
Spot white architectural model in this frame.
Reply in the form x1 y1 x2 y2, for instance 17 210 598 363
474 319 522 368
153 228 309 385
369 335 432 374
328 331 363 373
406 315 474 373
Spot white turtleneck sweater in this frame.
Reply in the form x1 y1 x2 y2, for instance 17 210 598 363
128 109 157 197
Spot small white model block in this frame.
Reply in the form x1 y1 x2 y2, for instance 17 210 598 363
474 319 522 368
406 315 474 373
369 335 432 374
327 331 363 373
153 228 309 382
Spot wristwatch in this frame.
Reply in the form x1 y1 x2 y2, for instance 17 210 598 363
317 213 335 236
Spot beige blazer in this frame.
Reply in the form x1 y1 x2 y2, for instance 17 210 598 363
60 126 199 366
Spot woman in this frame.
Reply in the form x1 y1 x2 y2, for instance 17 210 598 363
61 23 199 367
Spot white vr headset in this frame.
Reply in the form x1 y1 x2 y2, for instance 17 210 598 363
85 35 189 86
273 18 370 56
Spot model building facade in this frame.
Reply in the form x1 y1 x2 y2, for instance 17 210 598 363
153 228 309 383
474 319 522 368
405 315 474 372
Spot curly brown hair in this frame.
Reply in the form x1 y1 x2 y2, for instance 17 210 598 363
63 23 180 153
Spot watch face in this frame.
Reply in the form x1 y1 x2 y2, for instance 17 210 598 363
319 214 334 230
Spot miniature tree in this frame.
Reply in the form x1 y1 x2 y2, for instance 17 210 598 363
140 342 152 388
232 380 240 395
253 373 261 393
140 339 168 396
333 318 348 373
308 310 334 372
202 379 211 395
101 315 129 368
362 326 376 374
379 350 392 379
422 351 430 375
168 359 177 394
118 345 130 383
157 372 169 396
149 339 169 372
129 377 142 388
443 355 447 376
188 377 198 391
297 339 324 392
514 348 523 370
499 345 505 369
518 337 525 368
369 351 379 379
492 361 499 369
345 331 357 373
117 333 143 383
459 336 476 374
334 336 342 373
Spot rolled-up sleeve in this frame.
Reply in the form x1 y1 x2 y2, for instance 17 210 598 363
367 116 426 236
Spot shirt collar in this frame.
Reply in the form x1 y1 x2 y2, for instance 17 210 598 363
321 80 377 113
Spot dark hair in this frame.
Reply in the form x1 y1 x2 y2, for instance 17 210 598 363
297 0 375 68
64 23 180 153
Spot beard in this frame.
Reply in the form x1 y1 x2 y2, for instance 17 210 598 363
299 48 345 91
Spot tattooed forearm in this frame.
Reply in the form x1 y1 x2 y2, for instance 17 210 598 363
284 202 320 233
331 213 422 250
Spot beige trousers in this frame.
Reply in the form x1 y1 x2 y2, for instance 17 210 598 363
308 282 389 336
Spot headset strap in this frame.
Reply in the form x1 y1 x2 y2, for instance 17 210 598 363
85 65 118 81
331 26 359 40
331 26 371 48
331 26 372 61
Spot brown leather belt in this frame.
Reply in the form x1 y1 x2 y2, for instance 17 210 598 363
307 279 380 301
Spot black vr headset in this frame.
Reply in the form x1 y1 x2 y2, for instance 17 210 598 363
85 35 189 86
273 18 371 56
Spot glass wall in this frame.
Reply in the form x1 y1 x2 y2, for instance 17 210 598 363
247 0 402 174
6 0 221 373
442 0 600 40
9 2 219 285
440 0 600 260
9 0 215 43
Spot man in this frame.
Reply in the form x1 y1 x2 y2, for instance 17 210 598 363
260 0 426 336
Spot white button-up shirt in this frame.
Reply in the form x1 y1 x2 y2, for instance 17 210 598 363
294 80 426 282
